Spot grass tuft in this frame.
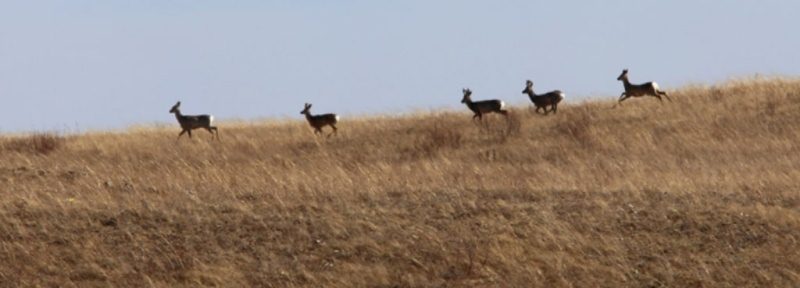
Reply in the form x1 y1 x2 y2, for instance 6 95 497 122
2 132 65 155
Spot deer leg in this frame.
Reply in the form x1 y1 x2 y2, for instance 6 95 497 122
552 104 558 114
540 104 551 115
659 91 672 102
186 129 193 138
611 93 628 109
329 124 338 137
618 93 630 104
177 129 187 140
654 94 664 103
206 126 219 140
613 95 631 109
618 92 628 102
498 110 508 117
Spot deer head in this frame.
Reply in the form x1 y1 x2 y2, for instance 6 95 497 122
461 88 472 104
522 80 534 94
169 101 181 114
617 69 629 81
300 103 312 115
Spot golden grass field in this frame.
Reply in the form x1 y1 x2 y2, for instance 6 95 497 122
1 78 799 287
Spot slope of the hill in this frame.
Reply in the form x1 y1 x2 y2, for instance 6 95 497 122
1 78 799 287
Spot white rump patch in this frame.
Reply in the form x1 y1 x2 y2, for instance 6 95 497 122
500 101 505 109
652 82 661 91
335 115 340 122
209 115 214 125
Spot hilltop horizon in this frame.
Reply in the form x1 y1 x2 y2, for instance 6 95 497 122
2 74 796 136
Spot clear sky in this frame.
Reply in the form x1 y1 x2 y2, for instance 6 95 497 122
1 1 798 132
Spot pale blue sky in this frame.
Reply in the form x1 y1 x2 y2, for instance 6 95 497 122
1 1 798 132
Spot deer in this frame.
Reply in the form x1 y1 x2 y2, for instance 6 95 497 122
521 80 565 115
301 103 340 137
461 88 508 121
169 101 219 140
616 69 671 105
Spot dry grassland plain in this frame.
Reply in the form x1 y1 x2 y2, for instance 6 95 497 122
1 78 799 287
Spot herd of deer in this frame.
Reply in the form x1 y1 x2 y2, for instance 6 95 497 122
170 69 671 140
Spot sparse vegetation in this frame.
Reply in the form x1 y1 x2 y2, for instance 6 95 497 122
1 78 799 287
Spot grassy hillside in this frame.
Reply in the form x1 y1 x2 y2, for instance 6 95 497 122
1 78 799 287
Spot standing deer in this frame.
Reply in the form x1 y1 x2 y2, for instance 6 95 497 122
169 101 219 140
461 88 508 121
301 103 339 137
522 80 565 115
616 69 671 105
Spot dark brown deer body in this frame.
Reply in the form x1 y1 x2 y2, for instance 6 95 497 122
169 101 219 140
617 69 671 104
522 80 565 115
301 103 339 136
461 88 508 121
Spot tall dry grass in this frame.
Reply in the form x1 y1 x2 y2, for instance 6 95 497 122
1 78 799 287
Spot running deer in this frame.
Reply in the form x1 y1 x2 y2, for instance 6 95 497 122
522 80 565 115
301 103 340 136
169 101 219 140
461 88 508 121
616 69 672 105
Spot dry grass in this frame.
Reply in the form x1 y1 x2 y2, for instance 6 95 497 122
1 78 800 287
